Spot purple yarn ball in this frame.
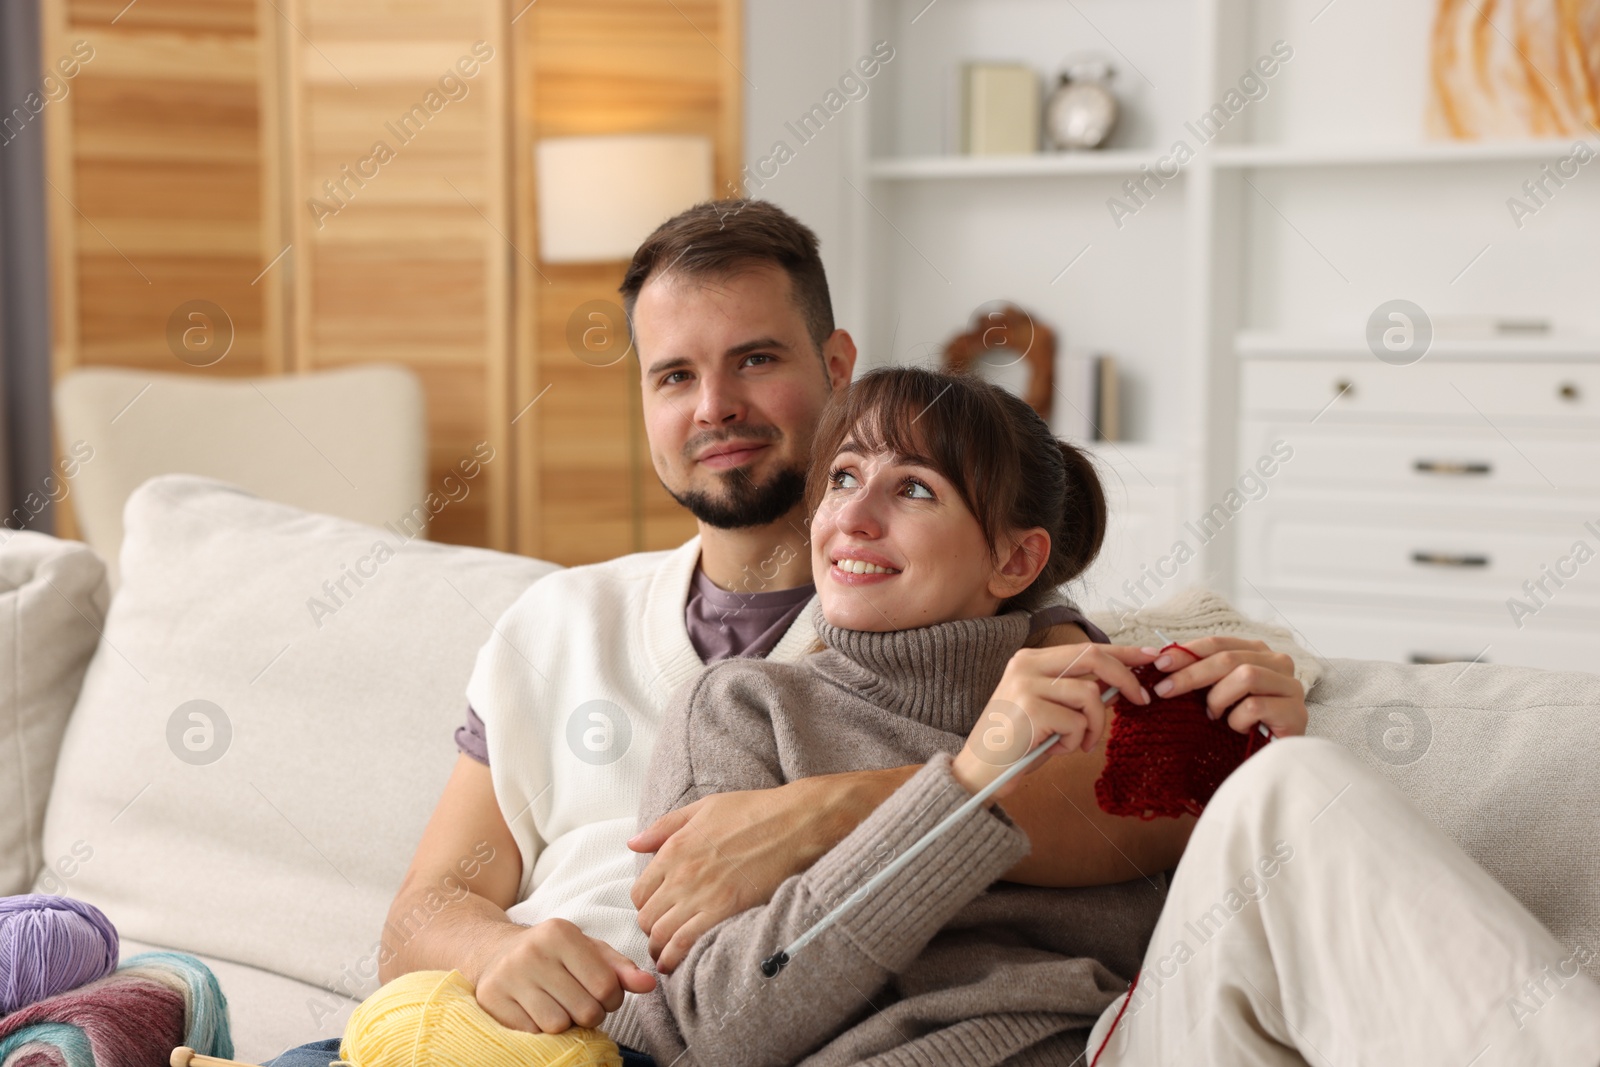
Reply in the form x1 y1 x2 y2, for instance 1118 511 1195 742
0 894 120 1015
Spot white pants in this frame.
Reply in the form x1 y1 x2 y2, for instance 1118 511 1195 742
1085 737 1600 1067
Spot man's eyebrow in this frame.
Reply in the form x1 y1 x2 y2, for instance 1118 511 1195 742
645 338 791 378
726 337 790 359
645 356 692 377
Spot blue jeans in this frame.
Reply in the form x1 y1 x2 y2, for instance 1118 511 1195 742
263 1037 657 1066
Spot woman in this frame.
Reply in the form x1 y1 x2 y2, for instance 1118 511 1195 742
634 367 1600 1067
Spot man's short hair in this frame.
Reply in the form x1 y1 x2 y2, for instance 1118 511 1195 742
619 200 835 351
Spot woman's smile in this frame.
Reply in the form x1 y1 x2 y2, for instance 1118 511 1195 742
828 547 903 584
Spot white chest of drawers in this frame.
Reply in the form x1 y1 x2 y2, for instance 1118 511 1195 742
1235 341 1600 672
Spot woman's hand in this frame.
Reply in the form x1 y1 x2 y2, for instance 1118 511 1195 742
951 642 1161 799
1148 635 1308 738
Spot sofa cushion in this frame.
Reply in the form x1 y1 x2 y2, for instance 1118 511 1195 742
0 531 109 895
39 474 558 1003
1308 657 1600 978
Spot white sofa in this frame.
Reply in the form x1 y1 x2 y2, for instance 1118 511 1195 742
5 475 1599 1063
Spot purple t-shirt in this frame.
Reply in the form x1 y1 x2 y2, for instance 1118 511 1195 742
454 572 817 766
1029 601 1110 644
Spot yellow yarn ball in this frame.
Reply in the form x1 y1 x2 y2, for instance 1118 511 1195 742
339 970 623 1067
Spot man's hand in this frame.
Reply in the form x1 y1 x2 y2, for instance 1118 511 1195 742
379 756 654 1033
1150 635 1308 737
627 768 912 972
474 918 656 1033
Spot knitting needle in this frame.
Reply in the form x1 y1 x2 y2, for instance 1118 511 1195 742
761 678 1127 978
1153 629 1271 743
760 628 1280 976
170 1049 259 1067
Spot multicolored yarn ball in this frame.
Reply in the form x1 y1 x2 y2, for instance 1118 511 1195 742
340 969 621 1067
0 894 120 1014
0 950 233 1062
1094 658 1268 820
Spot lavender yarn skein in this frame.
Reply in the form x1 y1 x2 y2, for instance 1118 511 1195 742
0 895 120 1014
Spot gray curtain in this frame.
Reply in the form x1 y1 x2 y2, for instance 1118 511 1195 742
0 0 54 536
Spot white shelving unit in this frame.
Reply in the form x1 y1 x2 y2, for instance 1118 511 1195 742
867 150 1158 179
1212 137 1600 169
838 0 1600 665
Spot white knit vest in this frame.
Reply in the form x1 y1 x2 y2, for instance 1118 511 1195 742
465 536 817 1049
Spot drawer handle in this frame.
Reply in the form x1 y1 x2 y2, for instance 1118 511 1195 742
1559 381 1581 402
1413 459 1492 476
1409 652 1488 665
1411 551 1490 568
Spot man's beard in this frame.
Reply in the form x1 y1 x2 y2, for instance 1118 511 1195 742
668 464 807 530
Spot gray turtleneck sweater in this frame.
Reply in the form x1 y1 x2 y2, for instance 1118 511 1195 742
634 609 1167 1067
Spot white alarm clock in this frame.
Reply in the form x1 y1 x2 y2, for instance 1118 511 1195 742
1045 60 1118 150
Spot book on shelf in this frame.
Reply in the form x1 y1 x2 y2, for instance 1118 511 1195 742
961 64 1040 155
1057 353 1119 443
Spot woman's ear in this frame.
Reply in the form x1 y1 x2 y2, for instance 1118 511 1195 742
989 527 1051 601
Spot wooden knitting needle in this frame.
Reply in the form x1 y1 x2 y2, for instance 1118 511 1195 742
172 1047 350 1067
171 1049 259 1067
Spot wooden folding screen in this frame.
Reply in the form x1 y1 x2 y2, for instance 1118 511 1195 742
43 0 740 561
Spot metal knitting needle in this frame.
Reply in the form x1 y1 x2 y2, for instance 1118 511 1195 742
759 628 1278 976
760 679 1127 978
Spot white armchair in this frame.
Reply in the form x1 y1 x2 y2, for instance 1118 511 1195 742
53 364 427 586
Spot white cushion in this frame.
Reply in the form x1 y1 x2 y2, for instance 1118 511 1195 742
39 474 558 1007
0 531 109 895
1307 657 1600 977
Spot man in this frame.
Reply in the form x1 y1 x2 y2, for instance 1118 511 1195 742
266 201 1305 1064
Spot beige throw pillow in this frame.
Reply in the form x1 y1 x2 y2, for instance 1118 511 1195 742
0 531 109 895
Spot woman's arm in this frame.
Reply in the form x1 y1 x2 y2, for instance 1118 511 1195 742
656 754 1027 1067
628 639 1162 958
629 637 1304 968
996 630 1306 882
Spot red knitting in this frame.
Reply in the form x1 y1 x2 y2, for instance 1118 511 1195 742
1094 644 1269 820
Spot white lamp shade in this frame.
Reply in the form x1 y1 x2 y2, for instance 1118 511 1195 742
535 134 714 263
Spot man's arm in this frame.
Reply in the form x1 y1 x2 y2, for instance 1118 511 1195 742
629 764 916 971
993 731 1196 884
627 735 1187 940
382 754 653 1031
380 755 522 983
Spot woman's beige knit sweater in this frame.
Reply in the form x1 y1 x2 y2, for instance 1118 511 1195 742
634 608 1167 1067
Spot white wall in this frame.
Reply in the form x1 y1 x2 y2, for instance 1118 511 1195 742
742 0 858 337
